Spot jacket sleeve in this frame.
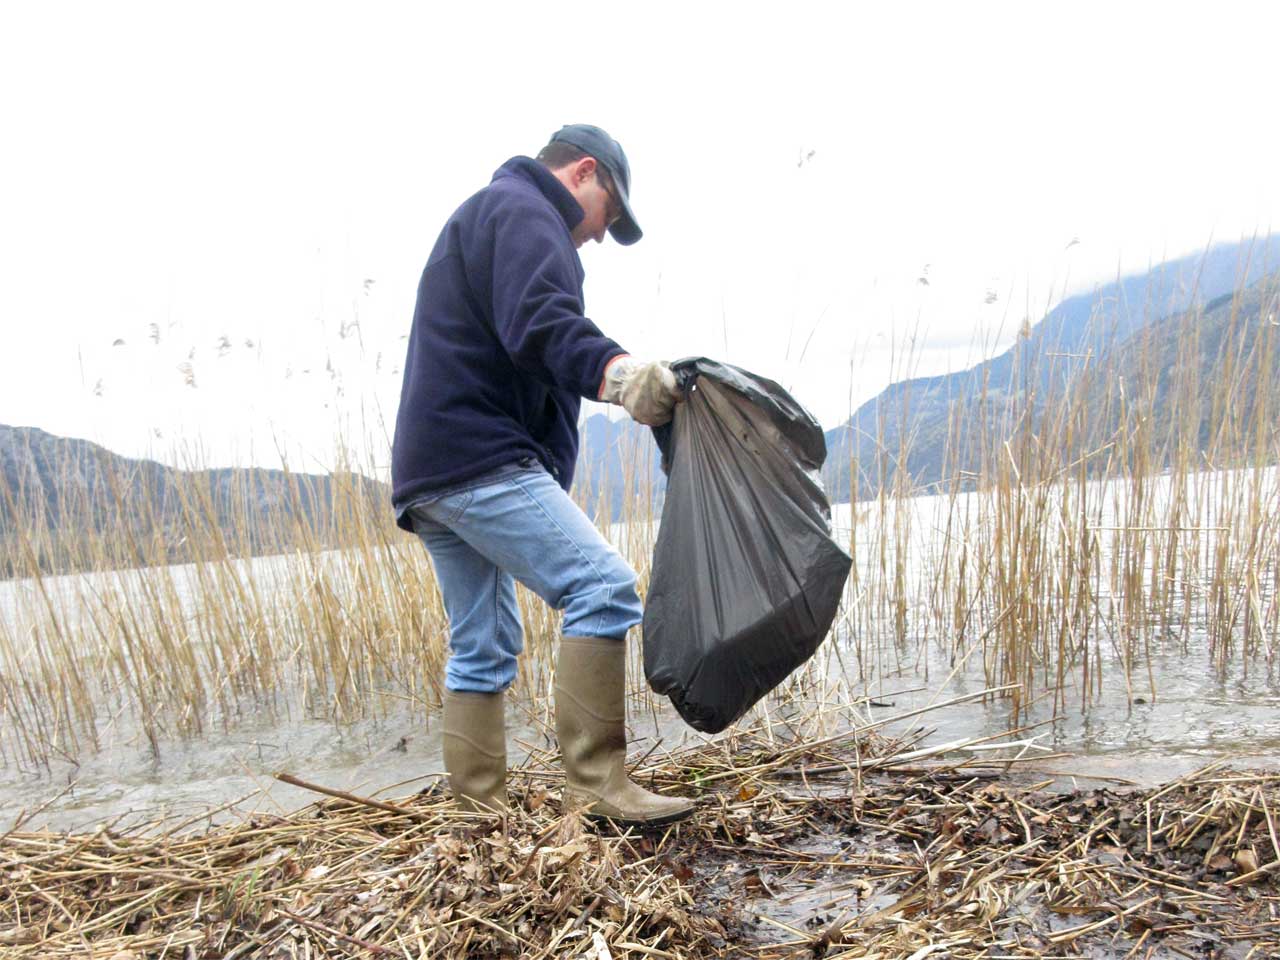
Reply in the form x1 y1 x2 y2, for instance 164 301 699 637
486 197 627 398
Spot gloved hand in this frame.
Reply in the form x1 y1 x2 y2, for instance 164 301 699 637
600 356 681 426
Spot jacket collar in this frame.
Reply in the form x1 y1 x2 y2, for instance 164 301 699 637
493 156 585 233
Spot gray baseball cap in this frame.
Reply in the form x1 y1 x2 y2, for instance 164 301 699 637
549 123 642 245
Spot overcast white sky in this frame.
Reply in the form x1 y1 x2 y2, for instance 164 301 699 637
2 1 1277 476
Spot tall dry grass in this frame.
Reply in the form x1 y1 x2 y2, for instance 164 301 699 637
839 267 1280 726
0 426 669 769
1 265 1278 768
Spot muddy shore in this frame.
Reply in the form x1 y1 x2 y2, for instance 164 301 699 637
3 722 1277 959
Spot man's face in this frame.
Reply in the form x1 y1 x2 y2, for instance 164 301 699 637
563 158 622 249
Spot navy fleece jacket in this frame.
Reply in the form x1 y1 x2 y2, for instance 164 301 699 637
390 156 627 529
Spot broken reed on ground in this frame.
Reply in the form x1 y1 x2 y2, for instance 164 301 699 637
2 704 1278 959
1 273 1279 768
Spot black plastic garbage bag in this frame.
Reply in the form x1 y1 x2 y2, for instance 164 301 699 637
643 358 852 733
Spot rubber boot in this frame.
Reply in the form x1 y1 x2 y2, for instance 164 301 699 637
441 690 507 813
555 636 694 825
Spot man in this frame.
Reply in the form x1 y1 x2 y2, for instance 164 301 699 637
391 124 693 825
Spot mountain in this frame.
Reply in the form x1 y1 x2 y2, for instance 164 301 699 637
822 235 1280 500
574 413 666 521
1084 272 1280 465
0 413 662 578
0 416 663 576
0 425 386 577
10 236 1276 571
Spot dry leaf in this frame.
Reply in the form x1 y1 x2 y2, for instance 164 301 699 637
664 857 694 881
540 838 590 868
1234 849 1259 875
743 868 776 898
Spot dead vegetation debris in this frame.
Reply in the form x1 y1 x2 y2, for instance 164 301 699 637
2 722 1278 959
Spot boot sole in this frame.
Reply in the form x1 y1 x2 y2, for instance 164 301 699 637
584 806 695 828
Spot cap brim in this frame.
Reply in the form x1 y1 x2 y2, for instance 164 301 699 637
600 162 641 245
609 209 642 246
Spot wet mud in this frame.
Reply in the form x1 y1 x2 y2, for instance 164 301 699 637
685 763 1279 958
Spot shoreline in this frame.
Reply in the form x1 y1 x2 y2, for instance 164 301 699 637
3 724 1277 958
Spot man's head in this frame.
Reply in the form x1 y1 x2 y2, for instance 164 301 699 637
537 124 641 249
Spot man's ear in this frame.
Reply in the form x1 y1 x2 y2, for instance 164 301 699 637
575 156 597 186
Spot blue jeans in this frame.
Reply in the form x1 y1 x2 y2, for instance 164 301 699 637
402 462 643 693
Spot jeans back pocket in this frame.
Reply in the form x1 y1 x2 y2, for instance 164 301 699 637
407 487 474 529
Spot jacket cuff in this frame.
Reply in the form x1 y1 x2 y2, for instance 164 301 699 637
597 352 631 401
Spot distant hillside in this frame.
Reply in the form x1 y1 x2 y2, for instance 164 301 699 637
1084 273 1280 466
0 426 387 577
822 235 1280 500
12 242 1275 572
0 417 662 577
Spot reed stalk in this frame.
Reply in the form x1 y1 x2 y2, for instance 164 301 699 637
0 266 1276 768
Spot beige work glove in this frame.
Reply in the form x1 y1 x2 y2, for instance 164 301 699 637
600 356 681 426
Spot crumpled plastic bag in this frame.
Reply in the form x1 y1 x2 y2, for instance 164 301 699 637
643 358 852 733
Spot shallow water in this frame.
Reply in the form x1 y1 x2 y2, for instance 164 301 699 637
2 629 1277 834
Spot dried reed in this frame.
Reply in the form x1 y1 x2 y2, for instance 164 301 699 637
1 699 1275 958
0 269 1277 771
